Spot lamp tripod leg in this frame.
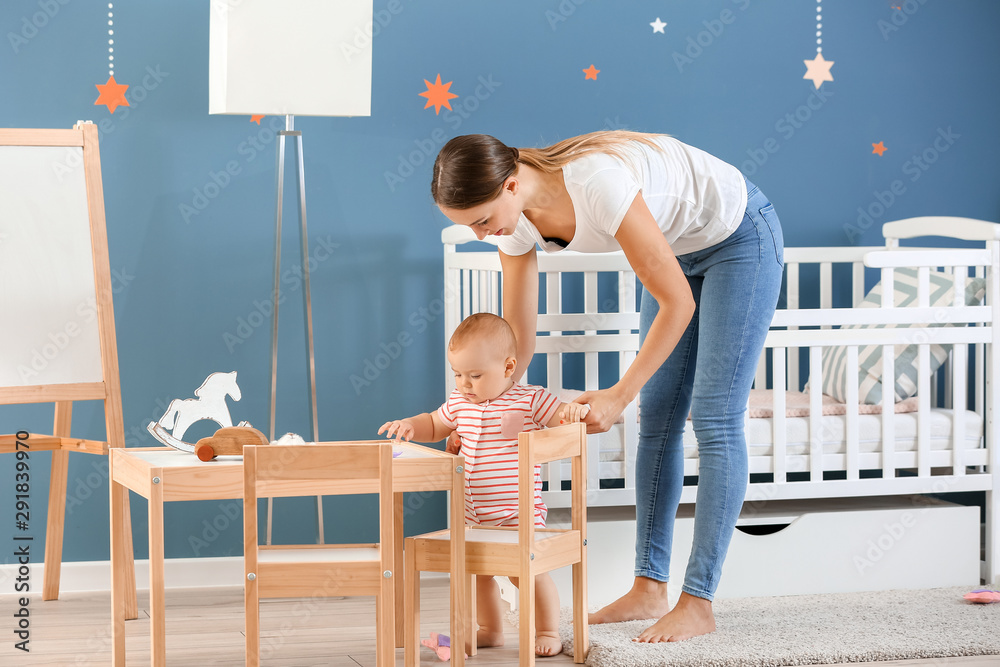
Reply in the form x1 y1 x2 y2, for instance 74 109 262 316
294 131 325 545
265 120 289 546
266 116 325 545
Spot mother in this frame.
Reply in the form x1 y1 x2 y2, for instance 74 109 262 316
431 131 783 643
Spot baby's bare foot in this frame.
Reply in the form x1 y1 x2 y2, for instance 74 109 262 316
535 632 563 657
476 627 505 648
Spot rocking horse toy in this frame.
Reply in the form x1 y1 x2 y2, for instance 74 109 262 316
146 371 268 460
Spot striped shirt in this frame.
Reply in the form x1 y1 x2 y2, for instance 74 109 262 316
437 384 560 527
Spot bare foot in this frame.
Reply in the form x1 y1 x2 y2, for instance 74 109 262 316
633 591 716 643
589 577 671 624
535 632 563 657
477 627 505 648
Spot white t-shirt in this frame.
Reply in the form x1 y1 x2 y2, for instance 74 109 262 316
496 136 748 257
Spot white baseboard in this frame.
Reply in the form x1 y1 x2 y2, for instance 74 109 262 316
0 557 449 595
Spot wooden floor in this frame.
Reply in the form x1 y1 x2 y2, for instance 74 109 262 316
2 578 998 666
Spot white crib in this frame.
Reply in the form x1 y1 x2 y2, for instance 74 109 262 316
442 217 999 586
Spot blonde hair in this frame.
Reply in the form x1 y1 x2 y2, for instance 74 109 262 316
431 130 665 209
448 313 516 358
517 130 664 173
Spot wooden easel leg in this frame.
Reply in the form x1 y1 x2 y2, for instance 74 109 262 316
42 401 72 601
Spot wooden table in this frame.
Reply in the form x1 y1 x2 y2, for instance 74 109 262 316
110 443 467 666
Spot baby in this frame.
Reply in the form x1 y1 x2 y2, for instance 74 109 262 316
379 312 588 657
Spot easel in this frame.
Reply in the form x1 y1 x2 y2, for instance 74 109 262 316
0 123 136 617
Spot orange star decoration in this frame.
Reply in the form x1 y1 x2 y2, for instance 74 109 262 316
94 75 129 114
419 74 459 115
803 52 834 89
583 64 600 80
872 141 887 156
250 115 265 125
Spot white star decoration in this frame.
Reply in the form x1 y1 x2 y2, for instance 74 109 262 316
650 17 667 33
803 52 834 89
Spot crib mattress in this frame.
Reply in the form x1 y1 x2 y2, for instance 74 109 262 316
596 408 983 462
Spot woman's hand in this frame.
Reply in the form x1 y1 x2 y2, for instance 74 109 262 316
573 386 630 434
445 431 462 454
378 419 415 442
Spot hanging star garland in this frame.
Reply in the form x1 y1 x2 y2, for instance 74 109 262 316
803 0 834 89
95 77 129 113
650 18 667 34
872 141 887 156
419 74 459 114
94 2 129 113
583 64 600 80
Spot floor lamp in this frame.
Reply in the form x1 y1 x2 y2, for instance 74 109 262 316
208 0 374 544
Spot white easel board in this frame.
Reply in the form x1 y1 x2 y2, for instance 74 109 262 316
0 143 103 387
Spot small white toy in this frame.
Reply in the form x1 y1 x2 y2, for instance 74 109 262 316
147 371 248 454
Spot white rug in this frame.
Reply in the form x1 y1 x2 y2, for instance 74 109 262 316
552 586 1000 666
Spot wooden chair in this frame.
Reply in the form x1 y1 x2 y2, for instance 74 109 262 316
405 422 589 666
243 442 394 667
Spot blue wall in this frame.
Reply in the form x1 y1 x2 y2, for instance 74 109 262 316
2 0 998 563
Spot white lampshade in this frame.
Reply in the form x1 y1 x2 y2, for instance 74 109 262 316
209 0 373 117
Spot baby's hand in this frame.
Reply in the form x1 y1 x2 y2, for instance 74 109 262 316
445 431 462 455
378 420 415 442
559 402 591 424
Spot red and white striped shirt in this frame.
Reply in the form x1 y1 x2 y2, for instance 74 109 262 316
437 384 560 527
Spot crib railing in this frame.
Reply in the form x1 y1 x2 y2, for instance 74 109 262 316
442 219 1000 500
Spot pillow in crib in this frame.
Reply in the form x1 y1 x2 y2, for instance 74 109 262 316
815 268 986 405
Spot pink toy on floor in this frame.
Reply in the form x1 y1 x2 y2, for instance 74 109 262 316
963 588 1000 604
421 632 468 661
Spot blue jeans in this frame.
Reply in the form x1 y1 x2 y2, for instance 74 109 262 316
634 178 783 601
